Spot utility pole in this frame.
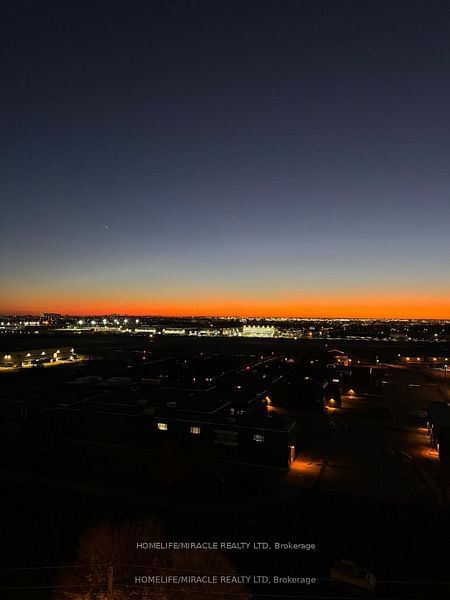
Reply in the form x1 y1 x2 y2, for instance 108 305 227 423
107 566 114 599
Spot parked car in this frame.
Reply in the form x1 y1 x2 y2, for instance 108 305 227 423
330 558 376 595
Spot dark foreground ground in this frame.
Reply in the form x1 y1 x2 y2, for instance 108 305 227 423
2 478 450 599
0 335 449 599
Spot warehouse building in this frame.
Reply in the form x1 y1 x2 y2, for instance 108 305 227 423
0 347 77 368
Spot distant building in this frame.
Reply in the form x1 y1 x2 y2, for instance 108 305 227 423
40 313 62 324
398 356 448 366
221 327 242 337
327 349 349 367
162 328 186 335
242 325 278 338
0 347 76 368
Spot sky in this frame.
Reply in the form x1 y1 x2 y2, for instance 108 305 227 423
1 0 449 318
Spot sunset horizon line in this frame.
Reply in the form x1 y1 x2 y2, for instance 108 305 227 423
2 311 449 321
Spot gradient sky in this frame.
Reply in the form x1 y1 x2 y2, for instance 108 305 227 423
1 0 449 318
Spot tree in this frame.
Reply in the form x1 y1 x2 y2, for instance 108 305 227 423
53 517 250 600
53 517 167 600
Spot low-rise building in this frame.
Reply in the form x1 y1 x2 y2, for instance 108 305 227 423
427 401 450 464
0 347 77 368
6 379 297 470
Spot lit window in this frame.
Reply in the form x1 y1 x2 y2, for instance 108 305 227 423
253 433 264 443
157 422 168 431
190 426 201 435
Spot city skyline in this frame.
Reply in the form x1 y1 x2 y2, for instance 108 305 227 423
1 1 449 319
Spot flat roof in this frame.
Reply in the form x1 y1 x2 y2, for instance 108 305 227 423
150 409 296 433
141 385 261 413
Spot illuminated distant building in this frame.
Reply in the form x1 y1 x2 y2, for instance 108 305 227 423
327 349 349 367
222 327 241 337
0 347 77 368
242 325 278 338
162 328 186 336
40 313 62 324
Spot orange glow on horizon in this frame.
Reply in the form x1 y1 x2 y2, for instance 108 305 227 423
1 291 449 319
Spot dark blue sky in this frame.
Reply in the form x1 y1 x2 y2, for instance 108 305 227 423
1 0 449 316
